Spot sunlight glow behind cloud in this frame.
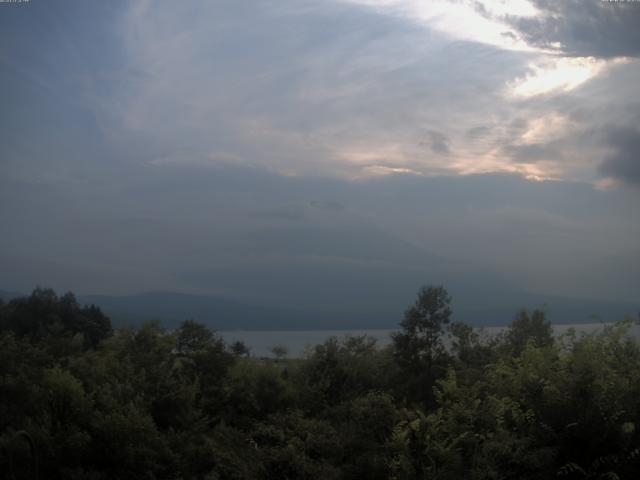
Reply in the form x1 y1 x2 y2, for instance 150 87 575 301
508 57 625 98
520 114 570 144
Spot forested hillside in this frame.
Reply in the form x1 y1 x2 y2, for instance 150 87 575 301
1 287 639 479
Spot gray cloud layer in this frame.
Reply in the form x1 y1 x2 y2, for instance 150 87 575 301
1 165 638 306
599 126 640 185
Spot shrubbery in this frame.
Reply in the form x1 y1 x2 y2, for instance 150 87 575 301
1 287 638 479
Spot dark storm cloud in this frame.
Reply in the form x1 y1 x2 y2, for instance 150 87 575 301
599 126 640 185
423 131 450 155
507 0 640 58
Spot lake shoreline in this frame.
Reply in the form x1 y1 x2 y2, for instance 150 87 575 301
219 321 640 358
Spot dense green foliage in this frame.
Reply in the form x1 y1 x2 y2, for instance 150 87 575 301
1 287 639 479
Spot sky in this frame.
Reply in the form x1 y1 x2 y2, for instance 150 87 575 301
0 0 639 321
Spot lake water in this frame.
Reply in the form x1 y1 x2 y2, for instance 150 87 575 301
219 322 640 358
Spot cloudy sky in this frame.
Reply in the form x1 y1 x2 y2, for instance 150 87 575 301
1 0 638 321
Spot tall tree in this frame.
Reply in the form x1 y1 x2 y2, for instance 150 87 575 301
506 308 553 355
392 285 452 404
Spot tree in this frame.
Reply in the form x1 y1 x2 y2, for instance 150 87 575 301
175 319 215 355
230 340 250 357
506 309 553 355
393 286 452 368
448 322 477 358
270 345 289 361
392 285 452 404
0 288 112 349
